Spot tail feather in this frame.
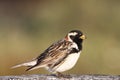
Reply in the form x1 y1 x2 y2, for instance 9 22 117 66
11 59 46 71
11 60 37 69
26 64 46 71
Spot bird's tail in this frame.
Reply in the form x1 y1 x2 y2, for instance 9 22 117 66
11 60 37 69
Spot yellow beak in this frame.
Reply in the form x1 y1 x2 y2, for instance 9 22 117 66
80 35 86 39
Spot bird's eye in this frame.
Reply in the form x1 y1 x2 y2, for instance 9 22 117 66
79 34 82 36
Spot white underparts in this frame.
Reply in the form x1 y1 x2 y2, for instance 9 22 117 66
53 42 80 72
55 51 81 72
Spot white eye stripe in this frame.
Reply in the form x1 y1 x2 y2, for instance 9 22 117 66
68 32 77 36
66 32 78 42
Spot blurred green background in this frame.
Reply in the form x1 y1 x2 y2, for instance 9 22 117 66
0 0 120 76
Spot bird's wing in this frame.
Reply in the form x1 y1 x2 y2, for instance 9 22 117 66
26 39 72 71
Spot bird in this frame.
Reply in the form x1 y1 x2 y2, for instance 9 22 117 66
12 30 86 77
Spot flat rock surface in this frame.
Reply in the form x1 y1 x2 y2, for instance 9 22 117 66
0 74 120 80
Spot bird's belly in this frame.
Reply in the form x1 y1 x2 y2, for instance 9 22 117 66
55 52 81 72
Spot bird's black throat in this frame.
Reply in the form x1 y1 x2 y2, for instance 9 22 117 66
73 38 83 51
70 35 83 51
69 39 82 54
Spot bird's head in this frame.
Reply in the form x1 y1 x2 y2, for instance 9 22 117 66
65 30 86 43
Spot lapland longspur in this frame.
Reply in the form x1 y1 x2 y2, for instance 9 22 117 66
12 30 86 77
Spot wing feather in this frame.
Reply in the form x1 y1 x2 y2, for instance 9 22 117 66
26 39 72 71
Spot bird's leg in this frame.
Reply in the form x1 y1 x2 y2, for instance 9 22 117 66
49 72 63 77
56 72 72 78
56 72 64 77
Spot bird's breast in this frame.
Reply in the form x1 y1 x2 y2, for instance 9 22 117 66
55 51 81 72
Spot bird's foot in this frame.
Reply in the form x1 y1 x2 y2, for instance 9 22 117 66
55 72 72 78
